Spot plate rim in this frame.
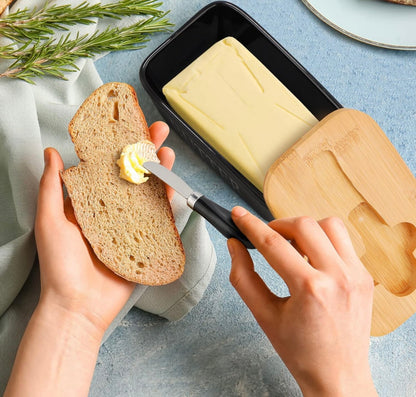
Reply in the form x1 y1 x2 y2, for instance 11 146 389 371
302 0 416 51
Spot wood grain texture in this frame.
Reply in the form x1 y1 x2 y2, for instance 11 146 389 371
264 108 416 336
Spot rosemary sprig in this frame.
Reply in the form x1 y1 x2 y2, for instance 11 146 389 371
0 15 172 83
0 0 173 83
0 0 166 41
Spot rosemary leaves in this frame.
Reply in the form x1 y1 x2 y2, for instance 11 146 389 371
0 0 172 83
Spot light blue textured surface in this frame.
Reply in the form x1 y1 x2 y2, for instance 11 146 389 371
92 1 416 396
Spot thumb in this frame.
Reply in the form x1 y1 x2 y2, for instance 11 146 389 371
36 148 66 224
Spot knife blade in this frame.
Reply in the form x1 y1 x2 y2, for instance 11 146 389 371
143 161 254 249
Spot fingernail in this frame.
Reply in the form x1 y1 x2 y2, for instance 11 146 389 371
232 206 247 218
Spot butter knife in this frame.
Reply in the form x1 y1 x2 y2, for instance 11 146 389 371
143 161 254 249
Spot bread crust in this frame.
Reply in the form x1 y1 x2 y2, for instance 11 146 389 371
0 0 14 14
62 83 185 285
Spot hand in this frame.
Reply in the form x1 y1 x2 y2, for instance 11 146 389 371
227 207 377 397
5 122 175 396
35 121 175 335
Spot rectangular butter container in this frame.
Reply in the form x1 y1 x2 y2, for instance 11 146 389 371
140 1 341 220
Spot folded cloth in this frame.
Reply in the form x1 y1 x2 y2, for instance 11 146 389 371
0 0 216 391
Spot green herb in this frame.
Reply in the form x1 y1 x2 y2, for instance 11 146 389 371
0 0 172 83
0 0 166 41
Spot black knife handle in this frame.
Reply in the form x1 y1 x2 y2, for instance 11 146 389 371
192 195 254 249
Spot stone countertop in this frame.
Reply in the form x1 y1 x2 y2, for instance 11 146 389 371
92 1 416 396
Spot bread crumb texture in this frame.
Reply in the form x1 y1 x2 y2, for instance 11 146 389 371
62 83 185 285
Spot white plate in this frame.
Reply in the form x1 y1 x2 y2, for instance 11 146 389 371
302 0 416 50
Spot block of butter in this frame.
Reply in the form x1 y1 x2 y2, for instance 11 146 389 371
163 37 318 191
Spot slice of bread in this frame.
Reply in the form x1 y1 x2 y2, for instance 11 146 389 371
62 82 185 285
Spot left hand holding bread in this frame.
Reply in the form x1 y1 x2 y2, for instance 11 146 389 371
35 121 175 333
4 121 175 396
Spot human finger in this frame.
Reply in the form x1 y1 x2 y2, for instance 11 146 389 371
268 217 341 272
228 238 280 325
157 146 175 202
318 217 361 266
36 148 66 225
64 197 79 226
149 121 169 150
231 207 314 288
157 146 175 169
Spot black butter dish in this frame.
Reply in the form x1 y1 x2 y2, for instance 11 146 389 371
140 1 341 220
